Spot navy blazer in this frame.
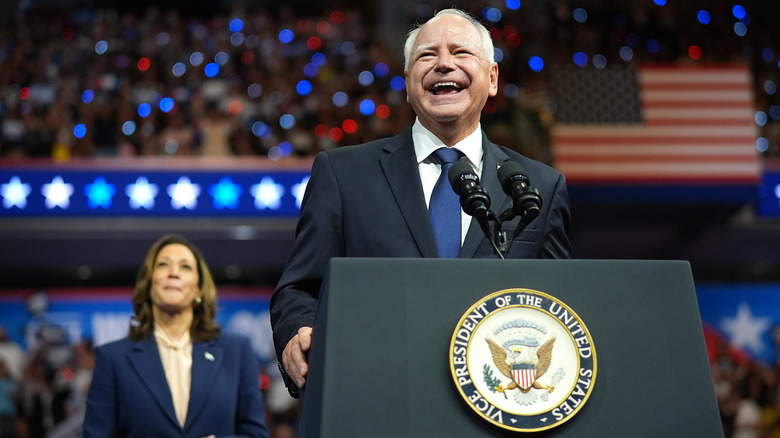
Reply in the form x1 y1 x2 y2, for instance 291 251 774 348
83 333 269 438
270 124 573 366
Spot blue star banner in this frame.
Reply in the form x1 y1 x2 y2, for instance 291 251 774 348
697 284 780 365
0 167 310 217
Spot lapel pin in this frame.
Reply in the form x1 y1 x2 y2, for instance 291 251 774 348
205 352 215 361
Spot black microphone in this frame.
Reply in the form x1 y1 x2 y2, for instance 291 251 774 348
448 160 491 219
497 161 542 221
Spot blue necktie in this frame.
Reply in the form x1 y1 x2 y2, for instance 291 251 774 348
429 147 462 258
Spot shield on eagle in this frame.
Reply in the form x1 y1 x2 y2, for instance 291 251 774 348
512 363 536 390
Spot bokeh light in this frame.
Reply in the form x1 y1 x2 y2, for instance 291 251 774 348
73 124 87 139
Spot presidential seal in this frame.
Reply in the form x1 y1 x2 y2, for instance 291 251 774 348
449 288 596 433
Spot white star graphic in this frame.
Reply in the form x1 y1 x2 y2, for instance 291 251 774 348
167 176 201 210
721 302 771 355
250 176 284 210
41 176 74 209
1 176 32 209
126 176 159 210
292 176 309 209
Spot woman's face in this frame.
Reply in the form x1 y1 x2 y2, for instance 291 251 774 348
150 243 200 315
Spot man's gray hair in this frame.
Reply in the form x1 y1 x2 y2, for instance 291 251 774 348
402 8 495 71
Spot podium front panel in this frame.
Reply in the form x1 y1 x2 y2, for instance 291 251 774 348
296 258 723 438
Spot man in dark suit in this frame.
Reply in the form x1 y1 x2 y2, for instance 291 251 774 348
270 8 572 397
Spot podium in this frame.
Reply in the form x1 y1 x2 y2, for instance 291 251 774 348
296 259 724 437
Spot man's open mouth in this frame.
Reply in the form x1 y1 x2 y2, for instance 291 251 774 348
430 81 464 95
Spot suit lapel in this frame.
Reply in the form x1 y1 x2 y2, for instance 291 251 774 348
128 338 180 429
185 340 223 429
460 136 512 258
379 127 439 257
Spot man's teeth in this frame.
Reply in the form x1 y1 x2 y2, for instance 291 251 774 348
433 82 461 90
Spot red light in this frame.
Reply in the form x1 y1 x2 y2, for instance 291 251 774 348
329 127 344 142
228 100 243 115
316 21 331 35
506 34 522 48
260 374 271 390
308 36 322 51
19 87 30 101
342 119 358 134
376 105 391 119
688 45 702 60
503 25 517 35
137 57 151 71
330 11 345 25
314 124 329 138
490 28 502 41
241 50 255 65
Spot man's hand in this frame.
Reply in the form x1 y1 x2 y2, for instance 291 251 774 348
282 326 313 389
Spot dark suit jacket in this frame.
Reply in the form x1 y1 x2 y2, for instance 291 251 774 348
271 124 572 374
83 333 269 438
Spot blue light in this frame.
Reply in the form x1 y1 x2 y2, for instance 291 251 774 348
697 10 711 25
214 52 229 66
755 111 768 126
762 48 775 63
210 177 242 210
482 7 502 23
340 41 356 56
296 80 313 96
159 97 174 113
573 52 588 67
619 46 634 61
81 90 94 104
122 121 136 136
311 53 327 66
172 62 187 77
230 33 245 47
494 48 504 63
303 62 319 77
85 176 116 209
359 99 376 116
247 83 262 98
390 76 406 91
279 29 294 44
764 80 777 95
204 62 219 77
653 0 666 5
189 52 204 66
732 5 746 20
505 0 521 10
332 92 349 107
278 141 293 156
592 54 607 69
74 124 87 139
279 114 296 130
94 40 108 55
138 103 152 118
251 121 270 138
374 63 390 78
756 137 769 153
734 22 747 37
528 56 544 72
646 39 661 54
358 71 375 86
229 18 244 33
573 8 588 23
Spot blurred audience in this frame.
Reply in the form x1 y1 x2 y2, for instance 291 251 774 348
2 1 778 163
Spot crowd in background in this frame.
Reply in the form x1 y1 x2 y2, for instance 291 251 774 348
3 1 780 436
1 1 780 163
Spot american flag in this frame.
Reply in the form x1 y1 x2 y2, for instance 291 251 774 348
549 64 760 184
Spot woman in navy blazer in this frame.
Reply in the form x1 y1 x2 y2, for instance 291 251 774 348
83 234 269 438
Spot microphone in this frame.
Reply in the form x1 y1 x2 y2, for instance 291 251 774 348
497 161 542 222
448 160 491 219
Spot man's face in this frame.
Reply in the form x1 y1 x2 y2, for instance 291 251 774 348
405 14 498 140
